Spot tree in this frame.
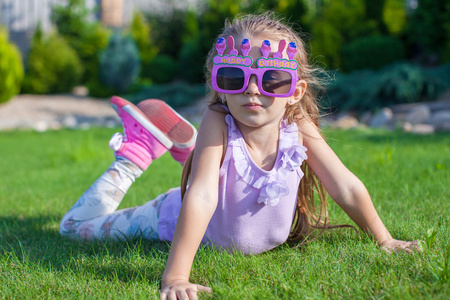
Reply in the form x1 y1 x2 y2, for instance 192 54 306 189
309 0 379 69
129 11 159 81
383 0 407 36
247 0 309 31
99 31 141 93
51 0 110 83
406 0 450 63
130 11 158 65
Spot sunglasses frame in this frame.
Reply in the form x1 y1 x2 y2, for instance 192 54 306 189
211 36 299 97
212 63 298 98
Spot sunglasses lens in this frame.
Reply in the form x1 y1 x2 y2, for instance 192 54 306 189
217 67 245 91
262 70 292 95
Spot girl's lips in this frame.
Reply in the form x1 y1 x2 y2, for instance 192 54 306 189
243 104 263 111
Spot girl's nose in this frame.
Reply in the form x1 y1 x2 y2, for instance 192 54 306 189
245 75 260 95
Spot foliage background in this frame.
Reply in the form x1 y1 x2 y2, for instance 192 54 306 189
0 27 23 104
2 0 444 110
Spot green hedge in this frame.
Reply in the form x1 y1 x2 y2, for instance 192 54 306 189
98 31 141 93
0 27 23 103
22 28 82 94
144 55 178 84
325 63 450 112
341 35 405 72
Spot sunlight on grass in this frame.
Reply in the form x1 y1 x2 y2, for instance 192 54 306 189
0 127 449 298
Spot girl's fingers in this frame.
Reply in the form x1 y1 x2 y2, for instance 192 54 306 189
186 289 199 300
196 284 212 293
159 291 168 300
381 239 422 254
160 283 211 300
397 240 420 253
176 290 190 300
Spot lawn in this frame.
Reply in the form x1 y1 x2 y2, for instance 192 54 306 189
0 127 448 299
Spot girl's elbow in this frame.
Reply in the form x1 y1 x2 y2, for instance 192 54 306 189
332 177 368 206
184 188 218 214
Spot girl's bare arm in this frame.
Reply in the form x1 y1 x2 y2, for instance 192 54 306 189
160 108 226 299
299 120 418 252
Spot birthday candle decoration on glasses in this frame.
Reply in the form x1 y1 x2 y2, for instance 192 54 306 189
273 40 286 59
227 36 238 55
216 37 226 55
240 39 251 56
260 40 271 58
287 42 297 60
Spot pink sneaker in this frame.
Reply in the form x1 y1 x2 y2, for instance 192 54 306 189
137 99 197 164
109 96 173 170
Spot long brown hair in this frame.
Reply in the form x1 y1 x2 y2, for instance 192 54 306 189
181 12 347 246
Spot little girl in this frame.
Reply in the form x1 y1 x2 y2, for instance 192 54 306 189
60 13 419 299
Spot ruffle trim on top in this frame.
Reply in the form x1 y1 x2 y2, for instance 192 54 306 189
225 114 307 206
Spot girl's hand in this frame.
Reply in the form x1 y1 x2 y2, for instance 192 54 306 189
160 280 211 300
380 239 421 254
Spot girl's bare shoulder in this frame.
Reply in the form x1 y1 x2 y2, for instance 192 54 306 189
199 105 228 134
195 105 229 154
295 118 323 146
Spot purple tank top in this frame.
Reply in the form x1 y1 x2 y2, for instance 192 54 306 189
158 114 307 254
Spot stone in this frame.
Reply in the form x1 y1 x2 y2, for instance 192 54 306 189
402 122 413 132
359 111 372 125
369 107 393 127
72 86 89 97
411 124 435 134
428 110 450 131
104 117 119 128
48 120 62 130
61 115 78 128
332 115 359 129
33 121 49 132
78 121 92 129
405 104 431 125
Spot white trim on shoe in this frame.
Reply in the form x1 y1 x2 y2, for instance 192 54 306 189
151 103 197 148
172 109 197 148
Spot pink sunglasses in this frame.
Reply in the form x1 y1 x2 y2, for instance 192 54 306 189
211 36 299 97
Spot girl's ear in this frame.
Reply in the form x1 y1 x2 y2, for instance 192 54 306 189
287 80 307 106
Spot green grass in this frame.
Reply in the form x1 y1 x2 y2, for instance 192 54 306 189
0 127 448 299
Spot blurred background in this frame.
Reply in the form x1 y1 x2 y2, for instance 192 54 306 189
0 0 449 130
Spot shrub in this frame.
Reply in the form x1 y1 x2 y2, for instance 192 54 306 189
382 0 407 35
178 38 205 83
129 11 158 67
325 63 449 113
0 27 23 104
310 21 344 69
377 63 428 103
99 31 141 93
145 55 178 84
86 81 118 99
341 35 405 71
22 28 82 94
310 0 378 70
51 0 110 84
405 0 450 63
75 25 110 84
423 63 450 91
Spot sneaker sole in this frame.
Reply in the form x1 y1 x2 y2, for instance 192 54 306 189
137 99 197 148
110 96 174 149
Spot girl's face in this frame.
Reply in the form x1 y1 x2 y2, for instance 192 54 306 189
223 36 306 131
